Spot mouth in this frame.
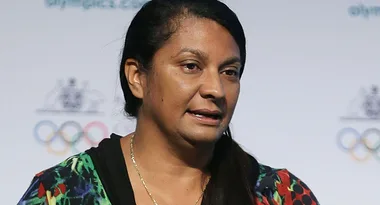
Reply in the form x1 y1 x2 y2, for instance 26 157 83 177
187 109 223 121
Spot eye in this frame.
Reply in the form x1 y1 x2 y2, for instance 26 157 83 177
182 63 201 73
222 69 239 77
185 63 198 70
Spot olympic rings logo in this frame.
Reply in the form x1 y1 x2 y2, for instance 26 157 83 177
337 127 380 162
34 120 109 156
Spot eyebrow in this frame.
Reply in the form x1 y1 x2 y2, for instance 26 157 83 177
219 56 241 69
174 48 209 61
174 47 241 67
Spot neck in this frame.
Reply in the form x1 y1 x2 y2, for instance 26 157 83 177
122 113 213 190
135 117 213 176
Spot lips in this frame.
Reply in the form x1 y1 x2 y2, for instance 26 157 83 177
186 109 223 120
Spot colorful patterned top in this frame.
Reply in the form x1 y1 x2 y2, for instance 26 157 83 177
18 135 319 205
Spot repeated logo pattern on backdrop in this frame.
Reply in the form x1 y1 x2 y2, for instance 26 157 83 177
337 85 380 163
45 0 149 10
34 78 109 156
348 4 380 18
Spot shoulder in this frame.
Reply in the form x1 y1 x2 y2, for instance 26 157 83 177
255 163 319 205
18 152 110 205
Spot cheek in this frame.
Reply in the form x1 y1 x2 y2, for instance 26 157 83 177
149 72 194 111
145 75 165 108
225 85 240 109
163 71 198 102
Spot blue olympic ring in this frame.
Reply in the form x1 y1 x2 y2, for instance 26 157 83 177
33 120 109 155
337 127 380 162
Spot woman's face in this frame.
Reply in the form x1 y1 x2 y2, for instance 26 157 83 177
141 16 241 144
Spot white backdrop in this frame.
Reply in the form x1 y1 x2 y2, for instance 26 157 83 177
1 0 380 204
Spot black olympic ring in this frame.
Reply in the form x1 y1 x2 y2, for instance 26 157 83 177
337 127 380 162
34 120 108 155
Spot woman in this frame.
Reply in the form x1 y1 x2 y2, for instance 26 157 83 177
19 0 319 204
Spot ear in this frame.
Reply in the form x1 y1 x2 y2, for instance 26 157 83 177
124 58 145 99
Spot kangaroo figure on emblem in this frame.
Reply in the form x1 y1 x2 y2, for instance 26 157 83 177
363 85 380 119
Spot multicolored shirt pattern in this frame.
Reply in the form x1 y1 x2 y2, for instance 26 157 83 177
18 153 319 205
18 153 110 205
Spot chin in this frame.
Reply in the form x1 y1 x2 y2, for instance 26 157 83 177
180 128 223 146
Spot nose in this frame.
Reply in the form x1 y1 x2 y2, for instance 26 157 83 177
199 71 225 100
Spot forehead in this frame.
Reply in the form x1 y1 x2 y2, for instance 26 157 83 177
157 17 240 60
